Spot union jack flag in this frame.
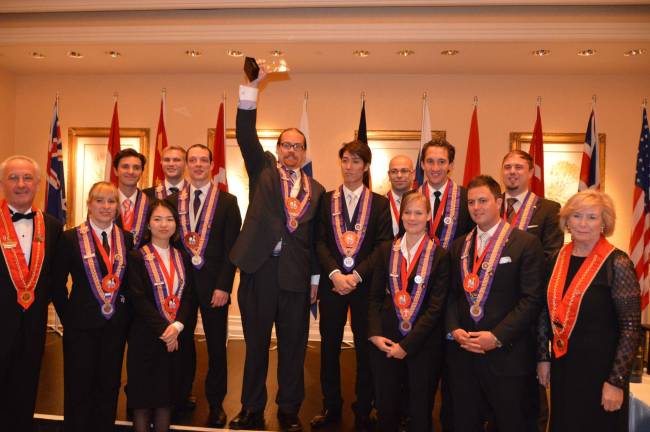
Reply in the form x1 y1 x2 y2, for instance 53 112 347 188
630 106 650 312
578 109 601 191
45 98 67 224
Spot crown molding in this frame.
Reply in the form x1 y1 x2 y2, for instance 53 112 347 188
2 22 649 44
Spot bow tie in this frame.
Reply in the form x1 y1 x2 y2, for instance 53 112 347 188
11 212 35 222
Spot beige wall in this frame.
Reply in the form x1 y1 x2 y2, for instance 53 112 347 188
0 70 15 165
9 71 650 253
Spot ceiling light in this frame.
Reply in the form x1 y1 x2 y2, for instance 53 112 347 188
531 49 551 57
624 48 647 57
31 52 46 59
577 49 596 57
270 50 284 57
397 49 415 57
67 51 83 59
105 50 121 58
353 50 370 58
441 49 460 56
227 49 243 57
185 50 201 57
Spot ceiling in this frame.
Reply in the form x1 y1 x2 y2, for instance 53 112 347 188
0 2 649 75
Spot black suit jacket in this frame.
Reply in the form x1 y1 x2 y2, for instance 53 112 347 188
127 248 197 337
52 226 134 330
169 190 241 307
316 190 392 294
501 194 563 261
0 213 62 363
430 184 474 247
230 108 325 293
368 240 450 356
446 228 545 376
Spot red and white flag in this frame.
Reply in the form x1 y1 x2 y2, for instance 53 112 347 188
462 105 481 186
529 105 545 197
212 101 228 192
104 100 121 186
152 92 168 186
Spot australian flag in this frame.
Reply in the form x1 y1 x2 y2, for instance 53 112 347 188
45 99 67 224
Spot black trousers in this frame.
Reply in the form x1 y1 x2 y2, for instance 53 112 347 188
199 300 229 409
238 257 310 414
63 321 128 432
177 306 197 407
0 316 48 432
446 345 533 432
318 286 373 416
370 342 441 432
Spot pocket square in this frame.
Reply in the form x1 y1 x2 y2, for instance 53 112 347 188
499 256 512 264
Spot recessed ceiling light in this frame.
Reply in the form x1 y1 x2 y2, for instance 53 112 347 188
227 49 243 57
531 49 551 57
624 48 647 57
577 49 596 57
353 50 370 58
31 52 46 59
397 49 415 57
185 50 201 57
67 51 83 59
105 50 121 58
270 50 284 57
441 49 460 56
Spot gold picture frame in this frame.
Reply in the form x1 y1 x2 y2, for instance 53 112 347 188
510 131 606 206
67 127 150 227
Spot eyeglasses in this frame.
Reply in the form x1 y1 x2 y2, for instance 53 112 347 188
279 142 305 151
388 168 413 176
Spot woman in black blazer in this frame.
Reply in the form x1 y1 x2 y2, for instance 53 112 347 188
126 199 196 432
52 181 132 432
368 191 450 432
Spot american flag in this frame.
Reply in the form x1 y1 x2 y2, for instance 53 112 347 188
45 98 67 224
630 106 650 312
578 109 601 191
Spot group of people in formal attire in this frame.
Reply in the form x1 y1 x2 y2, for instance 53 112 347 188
0 65 643 432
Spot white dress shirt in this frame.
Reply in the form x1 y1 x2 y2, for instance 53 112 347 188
188 183 211 232
476 222 500 256
9 205 34 264
342 184 363 220
152 243 184 333
504 190 529 214
401 233 426 268
165 179 185 195
89 219 113 251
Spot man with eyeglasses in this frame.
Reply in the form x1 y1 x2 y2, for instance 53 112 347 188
386 155 415 237
229 67 325 432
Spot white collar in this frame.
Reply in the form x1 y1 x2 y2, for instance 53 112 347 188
189 182 211 196
504 189 529 203
476 221 500 238
343 184 364 197
8 204 32 215
165 179 185 190
428 179 448 195
119 189 138 204
88 218 114 236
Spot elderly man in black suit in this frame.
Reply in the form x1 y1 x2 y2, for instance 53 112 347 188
229 68 325 432
0 155 63 432
446 175 545 432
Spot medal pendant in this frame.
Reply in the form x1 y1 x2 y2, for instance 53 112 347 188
342 231 358 248
443 216 452 225
191 255 203 266
184 232 200 250
470 304 482 318
354 223 362 231
399 321 412 332
289 218 299 229
18 290 33 305
286 197 300 216
414 275 423 284
102 274 119 293
101 302 114 316
164 295 180 313
463 274 480 293
343 256 355 269
394 291 411 308
481 262 490 271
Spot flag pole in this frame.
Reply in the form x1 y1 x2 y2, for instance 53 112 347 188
113 91 118 104
360 91 365 109
473 96 478 107
592 94 597 110
161 88 167 124
537 96 542 107
222 91 227 166
643 97 648 109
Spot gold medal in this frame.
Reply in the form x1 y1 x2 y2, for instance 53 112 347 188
184 232 200 250
470 304 482 317
19 290 33 304
394 291 411 308
342 231 358 248
399 321 412 332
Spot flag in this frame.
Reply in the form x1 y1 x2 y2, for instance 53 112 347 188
415 96 432 187
529 105 545 197
45 98 66 225
299 94 313 177
462 106 481 186
357 99 371 188
630 107 650 314
152 95 168 186
105 100 121 185
578 109 601 191
211 101 228 192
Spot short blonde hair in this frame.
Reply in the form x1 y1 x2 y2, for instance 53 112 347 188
86 181 120 219
559 189 616 236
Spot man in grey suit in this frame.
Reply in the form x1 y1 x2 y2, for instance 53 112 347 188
229 68 325 432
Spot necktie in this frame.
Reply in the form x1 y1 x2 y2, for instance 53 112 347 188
347 193 358 217
11 212 35 222
122 199 134 231
506 198 518 222
477 232 490 256
169 187 179 195
193 190 202 218
101 231 110 255
433 190 442 216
